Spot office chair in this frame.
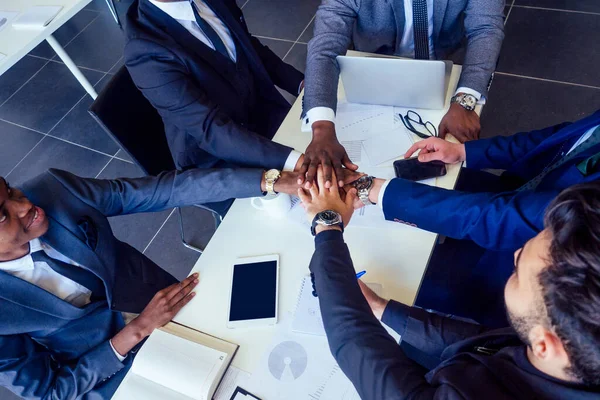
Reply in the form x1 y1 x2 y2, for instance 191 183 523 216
88 66 228 253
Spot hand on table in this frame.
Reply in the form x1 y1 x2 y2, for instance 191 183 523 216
358 280 389 320
404 137 466 164
298 166 357 229
439 103 480 143
299 121 358 189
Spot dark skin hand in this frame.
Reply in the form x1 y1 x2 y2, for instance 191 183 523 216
299 121 359 189
439 102 481 143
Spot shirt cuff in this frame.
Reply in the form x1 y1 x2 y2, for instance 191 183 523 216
301 107 336 132
109 340 127 362
455 87 486 105
283 150 302 172
377 179 392 209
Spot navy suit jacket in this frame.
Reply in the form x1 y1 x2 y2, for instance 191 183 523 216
310 230 598 399
124 0 304 170
0 167 263 399
382 110 600 257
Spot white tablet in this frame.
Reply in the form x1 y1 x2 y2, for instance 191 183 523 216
226 254 279 329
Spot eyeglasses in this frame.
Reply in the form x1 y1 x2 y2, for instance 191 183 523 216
399 110 438 139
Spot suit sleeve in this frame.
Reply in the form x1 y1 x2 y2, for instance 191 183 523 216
382 301 490 360
303 0 359 113
456 0 504 97
0 336 124 400
51 167 264 217
124 39 292 170
309 230 461 400
381 179 560 251
466 121 572 170
249 36 304 96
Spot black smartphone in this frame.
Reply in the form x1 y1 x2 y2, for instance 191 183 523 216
393 157 447 181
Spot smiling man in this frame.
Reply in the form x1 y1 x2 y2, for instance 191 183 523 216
302 174 600 399
0 166 311 399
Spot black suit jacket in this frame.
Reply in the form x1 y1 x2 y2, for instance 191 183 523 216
309 230 598 400
124 0 304 170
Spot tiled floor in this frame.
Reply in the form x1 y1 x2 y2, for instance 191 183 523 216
0 1 599 397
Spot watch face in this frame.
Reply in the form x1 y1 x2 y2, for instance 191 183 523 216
318 210 340 224
265 169 280 181
354 176 372 191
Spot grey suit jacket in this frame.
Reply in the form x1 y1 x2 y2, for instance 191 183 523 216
304 0 505 113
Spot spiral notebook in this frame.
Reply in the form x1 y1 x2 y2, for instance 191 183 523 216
292 275 383 336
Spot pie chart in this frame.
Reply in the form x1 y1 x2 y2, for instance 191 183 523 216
268 341 308 381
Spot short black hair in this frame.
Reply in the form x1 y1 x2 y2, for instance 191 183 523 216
542 182 600 386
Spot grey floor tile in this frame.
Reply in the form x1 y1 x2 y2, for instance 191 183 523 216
480 74 600 139
115 149 133 162
108 57 125 74
242 0 320 41
237 0 250 8
60 12 127 73
258 38 294 59
85 0 135 18
514 0 600 13
144 206 217 280
284 43 307 74
497 7 600 87
97 158 173 253
0 62 104 133
0 56 47 105
50 74 120 155
30 9 100 59
8 136 110 186
0 387 21 400
300 19 314 43
0 120 44 176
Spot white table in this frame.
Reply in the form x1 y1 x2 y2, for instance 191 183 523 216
0 0 99 98
175 51 481 373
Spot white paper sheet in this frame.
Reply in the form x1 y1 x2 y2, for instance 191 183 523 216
362 127 415 166
340 140 362 162
213 367 251 400
336 102 395 141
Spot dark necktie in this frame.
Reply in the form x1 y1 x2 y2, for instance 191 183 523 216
190 0 230 60
413 0 430 60
518 125 600 191
31 249 105 301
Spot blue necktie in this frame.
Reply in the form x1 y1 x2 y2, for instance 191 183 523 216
31 249 105 300
518 125 600 191
190 0 230 60
413 0 430 60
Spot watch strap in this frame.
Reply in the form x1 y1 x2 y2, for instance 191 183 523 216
311 214 344 236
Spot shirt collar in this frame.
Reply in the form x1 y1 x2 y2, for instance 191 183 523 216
0 238 42 273
149 0 196 22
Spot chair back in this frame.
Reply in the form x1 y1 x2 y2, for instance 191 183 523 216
89 66 175 176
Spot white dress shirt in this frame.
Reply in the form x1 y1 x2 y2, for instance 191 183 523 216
376 124 600 207
150 0 302 170
303 0 483 131
0 238 125 361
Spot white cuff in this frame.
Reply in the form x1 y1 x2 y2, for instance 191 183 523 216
283 150 302 171
109 340 127 362
455 87 486 105
301 107 336 132
377 179 391 209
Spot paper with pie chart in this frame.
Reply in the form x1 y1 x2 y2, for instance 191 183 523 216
246 326 360 400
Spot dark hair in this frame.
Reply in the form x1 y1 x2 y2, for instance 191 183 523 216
541 182 600 386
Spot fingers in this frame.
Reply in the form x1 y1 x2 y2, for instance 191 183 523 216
304 160 319 189
169 276 199 306
418 150 445 163
316 164 326 191
165 273 198 301
404 139 431 158
297 187 311 204
172 290 196 314
342 154 359 172
322 159 334 189
333 163 346 188
298 158 310 185
345 187 357 208
329 170 339 194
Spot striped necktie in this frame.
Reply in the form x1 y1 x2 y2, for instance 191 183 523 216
190 0 230 60
518 125 600 191
413 0 430 60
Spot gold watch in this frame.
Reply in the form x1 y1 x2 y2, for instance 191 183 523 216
264 169 281 196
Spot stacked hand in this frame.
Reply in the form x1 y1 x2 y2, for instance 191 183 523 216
272 162 363 196
298 122 359 189
298 166 357 233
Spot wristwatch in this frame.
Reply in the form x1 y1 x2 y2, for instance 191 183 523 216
311 210 344 236
353 175 375 206
264 169 281 196
451 93 477 112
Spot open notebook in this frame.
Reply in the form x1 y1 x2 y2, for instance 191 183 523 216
292 275 383 336
112 322 238 400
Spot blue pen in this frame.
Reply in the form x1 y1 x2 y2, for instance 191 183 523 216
312 270 368 297
356 270 366 279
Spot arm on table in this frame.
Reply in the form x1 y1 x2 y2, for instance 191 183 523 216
309 230 461 400
125 40 292 170
381 179 560 251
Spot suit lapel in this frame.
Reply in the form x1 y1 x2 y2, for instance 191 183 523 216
433 0 449 47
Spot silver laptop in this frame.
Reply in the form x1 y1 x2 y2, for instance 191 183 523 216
337 56 448 109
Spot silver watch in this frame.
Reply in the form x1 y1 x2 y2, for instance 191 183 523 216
451 93 477 111
264 169 281 196
353 176 375 206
